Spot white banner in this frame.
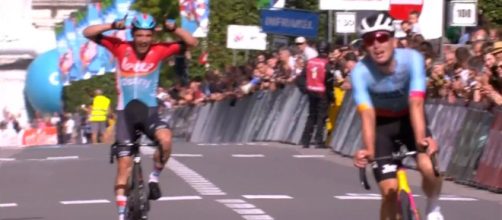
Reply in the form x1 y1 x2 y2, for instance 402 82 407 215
450 1 478 27
336 12 356 34
417 0 445 39
226 25 267 50
320 0 390 10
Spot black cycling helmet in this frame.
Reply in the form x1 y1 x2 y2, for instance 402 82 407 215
316 41 331 55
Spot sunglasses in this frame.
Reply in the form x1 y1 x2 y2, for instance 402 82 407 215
363 31 392 47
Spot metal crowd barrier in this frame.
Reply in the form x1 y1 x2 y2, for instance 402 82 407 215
164 86 502 192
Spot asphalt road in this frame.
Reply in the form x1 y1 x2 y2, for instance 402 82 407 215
0 141 501 220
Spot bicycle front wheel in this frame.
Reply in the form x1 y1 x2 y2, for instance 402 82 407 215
127 161 149 220
399 191 418 220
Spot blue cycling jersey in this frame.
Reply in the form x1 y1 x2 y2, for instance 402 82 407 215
350 48 426 117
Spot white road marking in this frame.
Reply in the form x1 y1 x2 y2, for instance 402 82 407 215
216 199 247 204
0 158 15 161
335 196 382 200
217 199 275 220
225 203 256 209
46 156 79 160
0 203 17 207
242 215 274 220
167 157 226 196
171 154 203 157
243 195 293 199
439 197 478 201
293 155 325 158
336 193 477 201
60 200 110 205
158 196 203 201
233 209 266 215
232 154 265 158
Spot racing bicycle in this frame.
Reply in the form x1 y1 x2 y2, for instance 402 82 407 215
359 149 440 220
110 138 162 220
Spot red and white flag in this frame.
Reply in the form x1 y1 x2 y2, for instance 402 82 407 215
389 0 424 20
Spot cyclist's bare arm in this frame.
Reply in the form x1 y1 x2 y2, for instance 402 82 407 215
83 23 115 42
351 65 377 165
359 109 376 157
407 50 430 151
163 21 198 48
409 96 427 146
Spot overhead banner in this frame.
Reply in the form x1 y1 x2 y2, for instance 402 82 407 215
320 0 390 11
226 25 267 50
180 0 210 38
260 9 319 38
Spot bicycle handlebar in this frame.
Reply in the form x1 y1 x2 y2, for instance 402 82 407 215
359 151 440 191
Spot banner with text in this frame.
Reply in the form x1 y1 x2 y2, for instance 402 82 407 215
227 25 267 50
260 9 319 38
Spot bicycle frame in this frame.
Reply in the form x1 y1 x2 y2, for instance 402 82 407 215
359 151 439 220
397 168 420 220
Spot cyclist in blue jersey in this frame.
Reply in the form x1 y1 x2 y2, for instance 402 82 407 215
84 13 197 220
351 12 444 220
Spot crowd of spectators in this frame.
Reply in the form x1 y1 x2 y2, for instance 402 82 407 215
156 25 502 110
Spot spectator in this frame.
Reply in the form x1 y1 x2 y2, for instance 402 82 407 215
63 113 75 144
297 41 334 149
488 27 501 42
408 10 421 34
491 41 502 61
401 20 412 36
295 36 318 61
88 89 111 144
276 47 295 86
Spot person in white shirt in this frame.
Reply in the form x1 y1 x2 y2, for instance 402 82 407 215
295 36 318 61
64 114 75 144
408 10 421 34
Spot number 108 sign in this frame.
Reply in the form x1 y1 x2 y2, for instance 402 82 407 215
449 1 478 27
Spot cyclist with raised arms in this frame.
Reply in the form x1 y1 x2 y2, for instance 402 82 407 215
351 12 444 220
83 13 197 220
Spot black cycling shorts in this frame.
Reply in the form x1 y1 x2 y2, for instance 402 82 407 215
115 100 170 158
372 115 431 182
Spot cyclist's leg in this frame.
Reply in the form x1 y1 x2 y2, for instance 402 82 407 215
144 107 172 200
114 110 135 219
401 118 443 218
373 117 402 220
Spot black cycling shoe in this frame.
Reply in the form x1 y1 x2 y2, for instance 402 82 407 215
148 182 162 200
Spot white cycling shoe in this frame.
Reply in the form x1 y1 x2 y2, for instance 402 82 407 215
427 211 445 220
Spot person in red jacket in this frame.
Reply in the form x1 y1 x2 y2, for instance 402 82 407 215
297 41 334 148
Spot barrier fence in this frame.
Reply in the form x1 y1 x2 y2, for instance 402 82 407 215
164 85 502 193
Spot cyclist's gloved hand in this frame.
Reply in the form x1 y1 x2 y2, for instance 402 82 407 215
353 149 374 168
164 18 177 32
112 15 127 30
419 137 438 156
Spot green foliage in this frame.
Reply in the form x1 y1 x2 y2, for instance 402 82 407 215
63 74 117 113
479 0 502 25
207 0 260 68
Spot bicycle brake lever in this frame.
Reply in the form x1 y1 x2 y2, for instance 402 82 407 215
359 168 371 190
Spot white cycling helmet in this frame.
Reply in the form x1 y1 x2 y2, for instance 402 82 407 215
359 12 395 36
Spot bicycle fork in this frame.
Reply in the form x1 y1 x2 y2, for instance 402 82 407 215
397 169 420 220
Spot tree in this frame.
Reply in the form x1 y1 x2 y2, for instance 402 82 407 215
207 0 260 69
478 0 502 25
